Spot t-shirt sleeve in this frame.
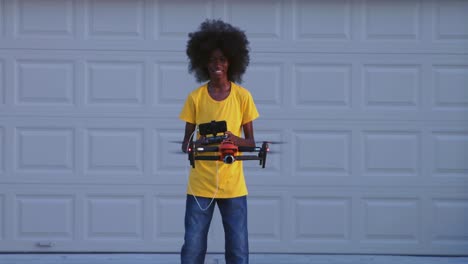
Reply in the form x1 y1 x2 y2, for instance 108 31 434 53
179 94 196 124
242 91 259 125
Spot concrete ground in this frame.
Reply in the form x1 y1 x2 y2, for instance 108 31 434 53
0 254 467 264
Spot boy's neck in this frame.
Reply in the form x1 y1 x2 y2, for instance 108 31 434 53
209 79 230 92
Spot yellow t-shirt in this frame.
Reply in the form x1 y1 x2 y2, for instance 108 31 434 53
179 82 259 198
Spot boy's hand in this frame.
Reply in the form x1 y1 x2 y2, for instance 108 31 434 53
225 131 238 144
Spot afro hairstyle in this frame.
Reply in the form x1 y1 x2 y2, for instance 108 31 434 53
186 19 250 83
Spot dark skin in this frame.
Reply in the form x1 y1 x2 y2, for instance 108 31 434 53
182 49 255 153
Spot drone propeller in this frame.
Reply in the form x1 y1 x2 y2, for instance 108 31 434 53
171 140 284 145
256 140 285 144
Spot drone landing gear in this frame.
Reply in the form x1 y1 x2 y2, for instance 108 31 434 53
258 142 269 169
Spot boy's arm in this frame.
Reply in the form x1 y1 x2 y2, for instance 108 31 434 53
226 121 255 147
181 122 196 153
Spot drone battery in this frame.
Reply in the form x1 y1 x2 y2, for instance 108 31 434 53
203 134 228 145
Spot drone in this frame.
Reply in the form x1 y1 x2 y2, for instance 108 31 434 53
186 120 270 168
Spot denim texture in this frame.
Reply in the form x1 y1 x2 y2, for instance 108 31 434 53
181 195 249 264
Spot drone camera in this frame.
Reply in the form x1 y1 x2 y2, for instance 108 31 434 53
223 155 235 164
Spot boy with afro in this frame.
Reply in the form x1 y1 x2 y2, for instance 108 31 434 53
179 19 259 264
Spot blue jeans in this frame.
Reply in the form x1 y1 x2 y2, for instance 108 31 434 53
181 195 249 264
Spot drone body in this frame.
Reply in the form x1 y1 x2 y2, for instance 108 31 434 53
187 120 270 168
188 139 269 168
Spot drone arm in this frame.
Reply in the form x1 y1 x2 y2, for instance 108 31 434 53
195 146 219 152
194 156 221 161
237 146 261 152
234 156 261 161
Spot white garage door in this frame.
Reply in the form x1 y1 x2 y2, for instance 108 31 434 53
0 0 467 255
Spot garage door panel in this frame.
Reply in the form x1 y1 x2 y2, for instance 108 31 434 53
293 0 352 41
432 65 468 109
15 59 75 106
430 130 468 178
364 0 422 41
294 130 352 177
14 194 75 241
13 0 75 39
362 130 420 178
84 195 145 241
434 0 468 41
15 127 75 173
84 128 144 175
243 62 284 107
362 64 421 109
430 198 468 247
294 63 352 109
85 61 145 106
85 0 145 40
155 61 200 106
153 194 185 242
248 195 283 243
156 0 215 40
292 196 352 243
227 0 284 41
360 197 422 244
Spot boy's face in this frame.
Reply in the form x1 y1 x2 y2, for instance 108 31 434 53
207 49 229 81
